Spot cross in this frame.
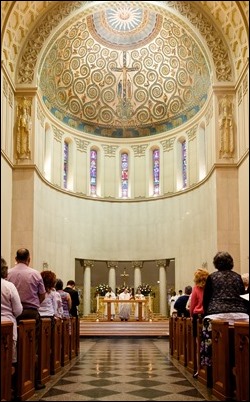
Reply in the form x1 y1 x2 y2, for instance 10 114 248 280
111 51 138 103
120 267 129 287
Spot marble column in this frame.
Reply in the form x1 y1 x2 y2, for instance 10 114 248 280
156 259 167 316
132 261 143 292
107 261 118 293
83 260 94 316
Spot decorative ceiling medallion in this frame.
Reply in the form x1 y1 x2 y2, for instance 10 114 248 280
87 6 162 50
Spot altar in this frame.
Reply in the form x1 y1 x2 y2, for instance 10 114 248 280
96 296 153 322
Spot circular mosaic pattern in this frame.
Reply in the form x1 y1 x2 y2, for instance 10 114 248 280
89 6 162 50
39 2 211 138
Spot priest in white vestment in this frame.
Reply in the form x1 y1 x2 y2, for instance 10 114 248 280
119 287 132 321
104 287 116 320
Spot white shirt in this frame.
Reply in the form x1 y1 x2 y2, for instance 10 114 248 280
1 278 23 341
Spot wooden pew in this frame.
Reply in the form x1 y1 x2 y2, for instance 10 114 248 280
234 321 249 402
1 321 13 402
186 317 197 374
61 318 70 367
211 320 235 400
16 319 36 400
169 316 174 356
37 318 51 385
69 317 76 360
75 317 80 356
50 317 62 375
178 317 187 366
172 315 179 360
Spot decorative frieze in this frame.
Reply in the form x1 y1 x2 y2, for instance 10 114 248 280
160 138 175 152
102 145 118 157
75 138 90 152
187 125 197 142
52 126 63 142
131 145 148 157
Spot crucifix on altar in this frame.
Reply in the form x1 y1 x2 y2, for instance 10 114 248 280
120 267 129 287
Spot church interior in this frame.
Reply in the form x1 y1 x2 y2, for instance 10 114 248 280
1 1 249 400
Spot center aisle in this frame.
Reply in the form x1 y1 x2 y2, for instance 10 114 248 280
28 337 217 401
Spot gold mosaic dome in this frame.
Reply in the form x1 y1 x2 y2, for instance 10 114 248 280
39 2 211 138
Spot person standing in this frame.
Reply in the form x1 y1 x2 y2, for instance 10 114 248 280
55 279 72 318
64 280 80 318
38 270 58 328
241 273 249 293
201 251 249 370
7 248 46 390
169 291 179 316
189 267 209 378
104 287 116 320
134 288 145 320
119 287 133 321
174 286 192 317
1 257 23 364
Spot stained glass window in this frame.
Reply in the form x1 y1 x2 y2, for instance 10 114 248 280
63 141 69 188
153 149 160 195
182 140 187 188
121 152 128 198
90 149 97 195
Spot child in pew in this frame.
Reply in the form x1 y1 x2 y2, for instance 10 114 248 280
189 267 209 378
200 251 249 369
1 257 23 364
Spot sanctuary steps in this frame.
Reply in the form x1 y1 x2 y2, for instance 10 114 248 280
79 314 169 337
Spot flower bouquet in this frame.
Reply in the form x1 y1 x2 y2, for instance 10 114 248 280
95 284 109 296
137 284 152 296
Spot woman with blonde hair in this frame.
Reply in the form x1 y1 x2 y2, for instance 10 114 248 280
190 267 209 378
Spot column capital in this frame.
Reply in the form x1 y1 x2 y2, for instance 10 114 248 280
107 261 118 269
131 261 143 269
156 259 166 268
84 260 94 269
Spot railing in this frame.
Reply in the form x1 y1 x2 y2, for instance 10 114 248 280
96 298 153 322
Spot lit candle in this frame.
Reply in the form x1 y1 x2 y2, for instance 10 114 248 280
97 294 99 311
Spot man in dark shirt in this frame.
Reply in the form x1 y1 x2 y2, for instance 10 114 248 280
64 280 80 317
174 285 192 317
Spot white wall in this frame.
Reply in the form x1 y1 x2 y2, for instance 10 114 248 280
17 171 219 291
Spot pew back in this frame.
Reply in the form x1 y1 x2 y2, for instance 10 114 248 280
234 321 249 402
16 320 36 400
1 321 13 402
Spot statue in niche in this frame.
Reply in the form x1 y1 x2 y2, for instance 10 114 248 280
218 95 234 158
16 100 31 159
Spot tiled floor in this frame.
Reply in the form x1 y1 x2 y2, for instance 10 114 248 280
29 337 217 401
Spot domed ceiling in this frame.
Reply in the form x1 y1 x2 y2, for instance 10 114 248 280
39 2 211 138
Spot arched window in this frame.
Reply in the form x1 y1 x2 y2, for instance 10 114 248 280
182 140 187 188
153 148 160 195
90 149 97 196
121 152 128 198
63 140 69 189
